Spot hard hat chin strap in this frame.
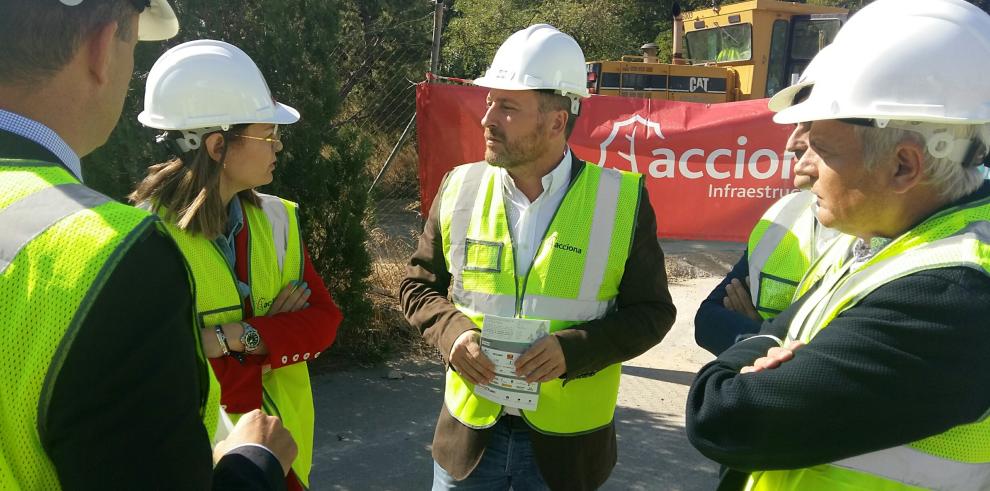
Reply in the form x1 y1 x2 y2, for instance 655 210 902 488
156 125 229 154
886 121 988 167
565 94 581 116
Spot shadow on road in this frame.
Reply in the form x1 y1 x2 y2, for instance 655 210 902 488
621 365 697 386
607 405 717 491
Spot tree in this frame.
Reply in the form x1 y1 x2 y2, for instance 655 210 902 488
441 0 666 78
85 0 374 356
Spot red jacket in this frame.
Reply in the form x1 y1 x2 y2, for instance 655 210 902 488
209 213 342 413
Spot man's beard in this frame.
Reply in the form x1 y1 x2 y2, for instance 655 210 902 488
485 120 548 169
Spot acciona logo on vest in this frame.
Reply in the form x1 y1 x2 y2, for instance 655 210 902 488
258 297 274 313
595 114 798 181
553 242 583 254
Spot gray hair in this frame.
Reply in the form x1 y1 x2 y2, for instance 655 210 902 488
854 123 987 202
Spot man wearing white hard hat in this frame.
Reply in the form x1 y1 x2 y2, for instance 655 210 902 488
401 24 676 490
0 1 294 489
686 0 990 490
695 53 840 355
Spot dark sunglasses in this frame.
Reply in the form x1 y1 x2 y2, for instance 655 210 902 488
838 118 878 127
129 0 150 13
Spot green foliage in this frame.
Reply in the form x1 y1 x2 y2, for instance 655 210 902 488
334 1 433 135
442 0 666 78
441 0 990 73
85 0 374 358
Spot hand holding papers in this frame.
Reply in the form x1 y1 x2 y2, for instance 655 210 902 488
474 315 550 411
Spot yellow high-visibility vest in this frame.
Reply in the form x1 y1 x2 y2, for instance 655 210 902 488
438 160 641 434
746 191 819 318
747 197 990 491
160 193 315 486
0 161 218 488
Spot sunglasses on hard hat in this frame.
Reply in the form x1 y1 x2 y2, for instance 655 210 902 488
58 0 150 12
838 118 878 128
130 0 150 12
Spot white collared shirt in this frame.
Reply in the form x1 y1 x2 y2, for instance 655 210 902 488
499 148 572 280
0 109 82 181
497 148 571 417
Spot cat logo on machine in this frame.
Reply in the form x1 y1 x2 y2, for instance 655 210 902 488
689 77 711 93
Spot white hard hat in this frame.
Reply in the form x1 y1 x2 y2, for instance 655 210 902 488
767 45 832 113
771 0 990 126
473 24 589 112
138 39 299 139
59 0 179 41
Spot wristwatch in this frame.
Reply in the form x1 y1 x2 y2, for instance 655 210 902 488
239 321 261 353
215 325 244 363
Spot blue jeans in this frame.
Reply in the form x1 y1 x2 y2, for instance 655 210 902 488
432 416 550 491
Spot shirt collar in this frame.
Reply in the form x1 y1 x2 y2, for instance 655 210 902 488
0 109 82 181
852 236 893 263
500 147 572 202
226 196 245 239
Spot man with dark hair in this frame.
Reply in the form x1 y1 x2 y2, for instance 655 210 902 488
402 24 675 490
0 1 295 489
694 81 838 356
536 90 579 139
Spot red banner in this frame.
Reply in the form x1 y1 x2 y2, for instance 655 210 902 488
416 83 795 242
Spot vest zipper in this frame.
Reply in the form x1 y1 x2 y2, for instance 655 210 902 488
511 163 585 318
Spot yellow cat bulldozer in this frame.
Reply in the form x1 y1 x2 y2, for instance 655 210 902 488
585 0 848 102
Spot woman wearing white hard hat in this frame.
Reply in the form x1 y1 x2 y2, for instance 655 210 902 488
131 39 341 491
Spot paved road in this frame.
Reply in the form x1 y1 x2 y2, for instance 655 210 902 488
309 277 723 490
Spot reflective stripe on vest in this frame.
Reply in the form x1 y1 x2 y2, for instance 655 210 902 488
438 160 641 435
161 194 314 486
0 162 206 488
749 198 990 491
747 191 817 318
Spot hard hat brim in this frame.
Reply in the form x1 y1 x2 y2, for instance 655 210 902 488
473 75 536 92
138 0 179 41
773 97 990 125
472 75 591 98
767 80 812 114
771 98 830 125
272 102 301 125
137 102 300 130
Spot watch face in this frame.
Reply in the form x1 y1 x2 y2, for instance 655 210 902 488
241 326 261 352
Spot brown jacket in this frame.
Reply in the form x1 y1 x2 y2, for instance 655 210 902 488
399 155 676 490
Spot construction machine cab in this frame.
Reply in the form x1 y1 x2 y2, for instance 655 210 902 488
587 0 847 102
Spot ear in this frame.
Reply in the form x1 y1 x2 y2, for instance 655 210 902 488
85 21 119 86
549 110 568 138
205 133 226 163
889 140 926 194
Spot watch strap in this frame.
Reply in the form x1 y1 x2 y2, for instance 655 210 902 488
214 325 244 363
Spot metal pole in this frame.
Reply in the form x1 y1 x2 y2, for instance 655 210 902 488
369 113 416 193
430 0 445 74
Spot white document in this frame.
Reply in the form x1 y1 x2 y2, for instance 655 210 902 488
475 315 550 411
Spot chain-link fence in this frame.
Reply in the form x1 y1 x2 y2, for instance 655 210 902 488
331 1 438 357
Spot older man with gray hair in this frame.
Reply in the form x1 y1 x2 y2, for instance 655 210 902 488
686 0 990 490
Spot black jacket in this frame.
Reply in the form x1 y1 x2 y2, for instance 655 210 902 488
694 251 762 356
